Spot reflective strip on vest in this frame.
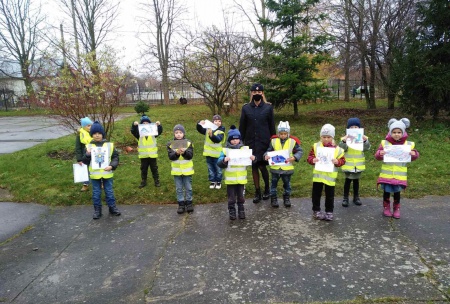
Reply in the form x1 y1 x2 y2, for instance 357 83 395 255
312 142 344 186
379 140 414 181
341 147 366 172
170 142 194 175
87 142 114 179
203 130 225 157
223 147 248 185
270 138 295 170
79 128 92 145
138 136 158 158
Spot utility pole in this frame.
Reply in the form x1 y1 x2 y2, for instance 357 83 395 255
60 24 67 68
71 0 81 70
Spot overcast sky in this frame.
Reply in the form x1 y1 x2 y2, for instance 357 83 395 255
42 0 251 75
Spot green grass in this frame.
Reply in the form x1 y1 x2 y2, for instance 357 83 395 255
0 100 449 206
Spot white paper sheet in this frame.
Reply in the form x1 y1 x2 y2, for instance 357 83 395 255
91 146 110 169
73 164 89 183
199 119 218 131
267 150 290 166
228 148 252 166
383 145 411 163
139 123 158 137
346 128 364 151
314 147 335 172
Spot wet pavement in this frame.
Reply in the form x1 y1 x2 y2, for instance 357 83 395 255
1 116 449 303
0 116 73 154
0 196 449 303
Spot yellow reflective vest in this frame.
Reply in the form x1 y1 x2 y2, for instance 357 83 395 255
87 142 114 179
222 147 249 185
379 140 415 183
203 130 225 158
138 136 158 159
340 136 367 173
312 142 345 186
270 138 296 171
170 142 194 176
79 128 92 145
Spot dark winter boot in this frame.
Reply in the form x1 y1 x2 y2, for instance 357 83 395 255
108 205 121 216
154 179 161 187
186 201 194 213
228 205 237 220
383 199 392 217
93 205 102 219
393 201 401 219
262 186 270 200
253 188 262 204
138 179 147 189
237 203 245 219
342 196 349 207
177 201 186 214
353 196 362 206
271 196 279 208
283 194 291 207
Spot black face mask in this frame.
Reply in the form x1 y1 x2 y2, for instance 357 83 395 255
253 94 262 102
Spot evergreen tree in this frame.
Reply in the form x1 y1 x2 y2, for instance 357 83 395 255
254 0 331 118
399 0 450 120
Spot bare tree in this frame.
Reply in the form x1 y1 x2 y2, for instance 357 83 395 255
0 0 46 98
175 26 254 115
140 0 184 105
59 0 119 75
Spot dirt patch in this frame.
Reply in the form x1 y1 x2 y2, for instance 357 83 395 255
47 151 75 160
0 188 13 201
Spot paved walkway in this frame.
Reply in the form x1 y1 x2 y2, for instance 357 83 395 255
0 116 73 154
1 116 449 303
0 196 449 303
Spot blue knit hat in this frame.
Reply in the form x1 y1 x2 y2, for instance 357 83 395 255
227 125 241 142
89 121 105 137
140 115 151 124
347 117 361 128
80 117 93 127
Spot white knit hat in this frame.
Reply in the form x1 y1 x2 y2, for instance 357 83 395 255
388 118 410 135
320 124 335 138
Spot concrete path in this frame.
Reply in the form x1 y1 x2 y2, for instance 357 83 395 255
1 196 449 303
0 116 73 154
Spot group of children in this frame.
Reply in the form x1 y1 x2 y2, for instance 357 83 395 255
76 114 419 222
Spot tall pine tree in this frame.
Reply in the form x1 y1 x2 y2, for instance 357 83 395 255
399 0 450 120
253 0 330 118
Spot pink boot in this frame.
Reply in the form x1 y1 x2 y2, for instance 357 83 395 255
383 200 392 217
393 202 400 219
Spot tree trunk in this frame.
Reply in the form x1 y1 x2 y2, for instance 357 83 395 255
293 100 299 119
387 91 396 109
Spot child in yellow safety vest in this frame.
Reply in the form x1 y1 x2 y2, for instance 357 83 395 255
196 114 226 189
82 121 121 219
75 117 93 192
167 124 195 214
338 117 371 207
375 118 419 219
264 121 303 208
307 124 346 221
217 125 256 220
130 115 163 188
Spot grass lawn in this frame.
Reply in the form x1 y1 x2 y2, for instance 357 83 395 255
0 99 449 206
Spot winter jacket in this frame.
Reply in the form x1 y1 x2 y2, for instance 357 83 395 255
239 100 276 161
82 139 119 179
196 123 225 158
75 127 92 162
264 135 303 174
167 137 194 176
338 136 371 173
374 132 419 188
307 141 346 186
